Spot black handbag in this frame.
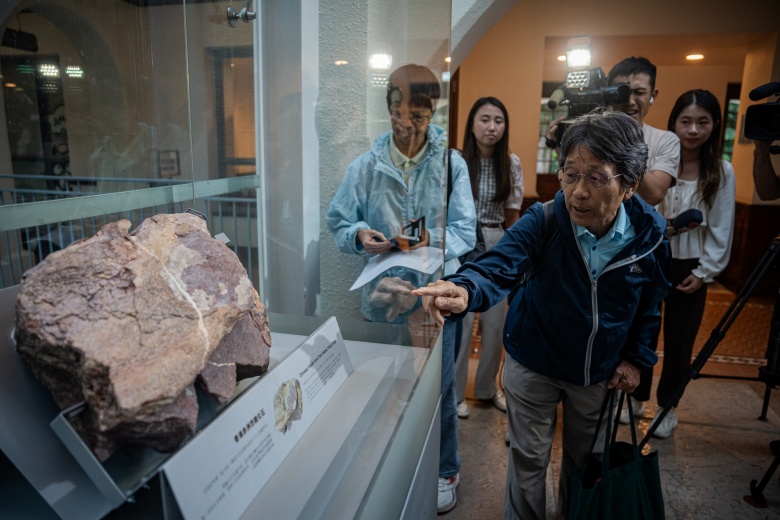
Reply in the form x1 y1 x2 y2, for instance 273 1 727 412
568 390 666 520
458 222 486 264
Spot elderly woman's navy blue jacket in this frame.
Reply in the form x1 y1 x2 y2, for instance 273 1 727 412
445 190 671 386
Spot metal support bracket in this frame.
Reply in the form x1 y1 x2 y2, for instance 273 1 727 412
227 3 256 28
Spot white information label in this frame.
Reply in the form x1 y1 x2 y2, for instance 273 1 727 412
162 317 353 520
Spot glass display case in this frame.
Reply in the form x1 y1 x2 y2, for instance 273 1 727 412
0 0 453 518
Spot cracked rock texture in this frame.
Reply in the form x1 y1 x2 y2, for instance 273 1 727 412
15 213 271 461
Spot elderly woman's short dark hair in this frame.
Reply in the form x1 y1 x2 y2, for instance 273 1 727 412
558 108 648 189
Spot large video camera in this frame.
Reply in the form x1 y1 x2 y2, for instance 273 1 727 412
547 37 631 146
745 81 780 142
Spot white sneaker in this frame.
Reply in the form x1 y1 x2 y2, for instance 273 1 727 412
437 473 459 514
493 390 507 413
651 408 678 439
456 400 470 419
619 396 645 424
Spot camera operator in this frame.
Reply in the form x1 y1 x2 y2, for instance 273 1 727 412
607 56 681 206
546 56 679 206
753 139 780 200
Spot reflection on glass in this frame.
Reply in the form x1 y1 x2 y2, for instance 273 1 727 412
214 48 255 179
0 1 256 289
326 64 462 348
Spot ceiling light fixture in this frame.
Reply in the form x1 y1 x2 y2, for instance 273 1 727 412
686 54 704 61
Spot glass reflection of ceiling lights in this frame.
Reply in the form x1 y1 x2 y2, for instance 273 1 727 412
370 74 388 88
66 65 83 78
66 65 85 91
334 60 348 66
369 54 392 89
39 63 59 77
369 53 392 70
442 57 451 82
15 63 35 74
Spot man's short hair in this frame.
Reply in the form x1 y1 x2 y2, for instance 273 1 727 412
608 56 657 90
558 107 649 189
386 64 441 112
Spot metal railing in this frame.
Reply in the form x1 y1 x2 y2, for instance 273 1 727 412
0 174 259 289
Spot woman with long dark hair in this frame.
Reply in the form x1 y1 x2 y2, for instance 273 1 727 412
625 89 736 438
454 97 523 418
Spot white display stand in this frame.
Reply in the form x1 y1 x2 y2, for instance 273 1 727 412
162 317 357 520
0 286 440 520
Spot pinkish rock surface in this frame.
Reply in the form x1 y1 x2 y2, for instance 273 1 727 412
15 213 271 461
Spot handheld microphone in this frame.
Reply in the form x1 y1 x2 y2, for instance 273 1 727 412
749 81 780 102
547 87 566 109
669 208 703 235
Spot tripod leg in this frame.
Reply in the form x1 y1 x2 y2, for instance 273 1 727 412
760 386 773 422
757 278 780 421
771 439 780 457
745 450 780 508
638 237 779 451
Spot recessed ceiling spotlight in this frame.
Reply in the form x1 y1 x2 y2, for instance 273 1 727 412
686 54 704 61
557 55 566 62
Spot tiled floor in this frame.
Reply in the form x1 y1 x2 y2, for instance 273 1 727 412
447 287 780 519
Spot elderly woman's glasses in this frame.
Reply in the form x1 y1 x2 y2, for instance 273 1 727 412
557 168 622 189
391 110 432 125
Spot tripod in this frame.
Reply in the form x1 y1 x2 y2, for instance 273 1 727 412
634 236 780 505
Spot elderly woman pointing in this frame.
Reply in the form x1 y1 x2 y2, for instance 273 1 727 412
413 108 671 520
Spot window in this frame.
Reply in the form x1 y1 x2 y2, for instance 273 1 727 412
537 101 567 174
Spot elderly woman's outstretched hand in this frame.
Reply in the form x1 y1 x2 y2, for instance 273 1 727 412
412 280 469 327
607 360 641 393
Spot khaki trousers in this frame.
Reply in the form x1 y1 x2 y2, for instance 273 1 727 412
503 356 609 520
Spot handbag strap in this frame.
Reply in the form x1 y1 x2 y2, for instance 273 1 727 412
619 391 641 457
590 390 642 480
599 390 616 479
586 389 614 479
588 389 612 454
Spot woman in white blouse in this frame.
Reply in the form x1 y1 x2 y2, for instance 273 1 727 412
626 89 736 438
453 97 523 419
